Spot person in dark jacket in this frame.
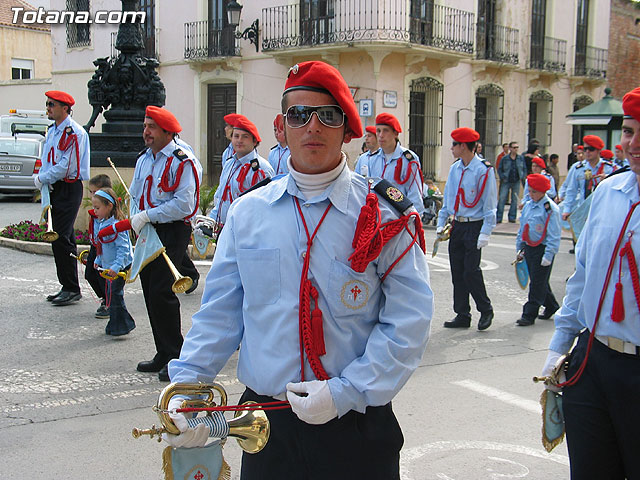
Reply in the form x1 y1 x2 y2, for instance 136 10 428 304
496 141 526 223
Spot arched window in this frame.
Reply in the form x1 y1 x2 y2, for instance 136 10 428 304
409 77 444 179
528 90 553 150
474 84 504 164
572 95 593 145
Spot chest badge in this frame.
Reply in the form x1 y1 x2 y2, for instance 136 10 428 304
341 280 369 310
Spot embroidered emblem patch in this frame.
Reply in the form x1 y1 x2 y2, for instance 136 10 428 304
186 466 210 480
535 224 544 233
386 186 404 203
341 280 369 310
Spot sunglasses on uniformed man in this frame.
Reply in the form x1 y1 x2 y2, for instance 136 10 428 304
45 101 56 108
285 105 345 129
584 146 597 152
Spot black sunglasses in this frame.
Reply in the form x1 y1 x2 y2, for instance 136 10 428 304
452 141 461 146
285 105 345 129
45 101 56 108
584 146 597 152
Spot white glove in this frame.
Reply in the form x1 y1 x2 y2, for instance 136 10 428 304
436 226 444 235
477 233 490 249
516 249 525 262
167 396 189 432
33 174 43 190
541 256 552 267
286 380 338 425
131 210 150 234
360 165 369 177
162 424 210 448
540 350 564 393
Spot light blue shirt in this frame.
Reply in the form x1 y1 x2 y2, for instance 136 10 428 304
550 171 640 353
267 144 290 175
354 148 380 177
94 216 133 272
437 155 498 236
354 144 424 214
170 166 433 417
562 159 616 214
521 172 557 203
38 115 90 184
209 150 274 226
222 142 234 167
516 195 561 263
175 138 203 188
129 139 199 223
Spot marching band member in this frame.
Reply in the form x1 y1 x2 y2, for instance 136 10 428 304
87 174 113 318
539 86 640 479
614 143 629 167
515 174 561 326
354 113 424 214
221 113 242 167
437 127 497 330
129 106 200 381
37 90 91 306
267 114 290 175
354 125 381 176
166 61 433 479
519 156 557 206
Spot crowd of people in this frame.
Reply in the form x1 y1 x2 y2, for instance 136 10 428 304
32 66 640 478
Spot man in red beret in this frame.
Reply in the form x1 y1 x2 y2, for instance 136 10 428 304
354 112 424 214
221 113 244 167
38 90 91 306
165 60 433 479
267 114 290 175
515 174 561 326
128 105 201 381
437 127 497 330
614 143 629 167
539 86 640 478
355 125 380 174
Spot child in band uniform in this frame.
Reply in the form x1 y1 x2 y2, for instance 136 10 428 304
87 174 112 318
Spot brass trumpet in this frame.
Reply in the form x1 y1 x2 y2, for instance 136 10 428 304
70 250 89 265
41 207 59 242
162 251 193 293
132 382 270 454
432 221 452 257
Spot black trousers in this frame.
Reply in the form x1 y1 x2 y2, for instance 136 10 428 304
239 389 403 480
448 220 492 317
84 245 105 300
564 331 640 479
139 221 191 363
179 250 199 281
522 244 559 321
50 180 83 293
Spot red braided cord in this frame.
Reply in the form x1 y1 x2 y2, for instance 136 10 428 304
454 166 492 214
379 212 424 282
155 157 201 220
57 130 80 183
522 212 551 247
349 193 383 273
236 164 251 193
620 239 640 314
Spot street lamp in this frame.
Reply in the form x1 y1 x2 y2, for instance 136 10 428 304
227 1 259 52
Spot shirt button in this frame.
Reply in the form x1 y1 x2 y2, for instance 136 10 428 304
302 252 306 259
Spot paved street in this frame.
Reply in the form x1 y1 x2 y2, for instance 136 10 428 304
0 199 576 479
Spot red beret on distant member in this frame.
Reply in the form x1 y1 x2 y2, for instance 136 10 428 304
623 86 640 122
576 145 584 151
145 106 182 133
532 156 546 170
375 113 402 133
224 113 243 127
365 125 376 135
45 90 75 107
451 127 480 143
234 116 261 143
601 149 614 159
527 173 551 193
583 135 604 150
615 144 623 151
283 61 362 139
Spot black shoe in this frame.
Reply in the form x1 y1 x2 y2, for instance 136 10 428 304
508 219 516 223
95 300 109 319
158 365 170 382
184 276 199 295
51 291 81 306
478 311 494 331
444 316 471 328
569 248 575 254
538 307 558 320
516 317 535 326
137 358 166 373
46 289 63 302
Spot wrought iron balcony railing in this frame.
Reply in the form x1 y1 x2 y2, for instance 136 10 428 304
262 0 475 55
528 35 567 72
476 22 519 65
184 21 239 59
573 45 607 78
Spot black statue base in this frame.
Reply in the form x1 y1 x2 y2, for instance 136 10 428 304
90 131 145 168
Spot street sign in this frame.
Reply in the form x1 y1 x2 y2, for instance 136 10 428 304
359 99 373 117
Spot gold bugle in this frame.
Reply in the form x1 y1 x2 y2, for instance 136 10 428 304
41 207 59 242
70 250 89 265
532 376 549 384
161 251 193 293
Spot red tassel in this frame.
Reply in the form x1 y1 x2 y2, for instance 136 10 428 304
311 308 326 356
611 282 625 322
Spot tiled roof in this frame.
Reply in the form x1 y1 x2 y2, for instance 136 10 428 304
0 0 51 32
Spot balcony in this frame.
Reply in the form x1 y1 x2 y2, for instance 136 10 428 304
573 46 607 78
261 1 475 55
528 36 567 73
476 22 519 65
183 21 239 60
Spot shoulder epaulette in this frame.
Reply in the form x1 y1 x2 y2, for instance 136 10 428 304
373 179 413 215
369 148 380 156
239 177 271 197
602 160 613 167
173 148 189 161
64 125 74 135
270 144 277 150
606 165 630 179
250 158 259 172
403 151 414 161
49 122 55 129
544 201 551 212
483 160 493 168
575 162 584 169
137 149 147 158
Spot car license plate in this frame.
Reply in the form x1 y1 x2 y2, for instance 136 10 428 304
0 163 21 172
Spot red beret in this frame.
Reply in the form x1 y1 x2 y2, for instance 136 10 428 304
601 149 614 159
527 173 551 193
224 113 244 127
615 144 623 151
532 156 546 170
283 61 362 139
576 145 584 151
145 106 182 133
365 125 377 135
623 86 640 122
375 113 402 133
273 114 281 128
583 135 604 150
451 127 480 143
45 90 75 106
234 117 261 143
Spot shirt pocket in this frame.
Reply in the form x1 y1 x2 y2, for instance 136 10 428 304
237 248 281 305
327 259 375 319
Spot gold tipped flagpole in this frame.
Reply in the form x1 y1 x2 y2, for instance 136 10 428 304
106 157 131 198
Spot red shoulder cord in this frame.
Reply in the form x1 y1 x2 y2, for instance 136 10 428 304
158 156 200 220
393 157 424 189
294 198 332 382
522 210 551 247
88 210 97 247
348 191 426 282
236 163 266 193
558 200 640 388
57 129 80 183
454 165 492 215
